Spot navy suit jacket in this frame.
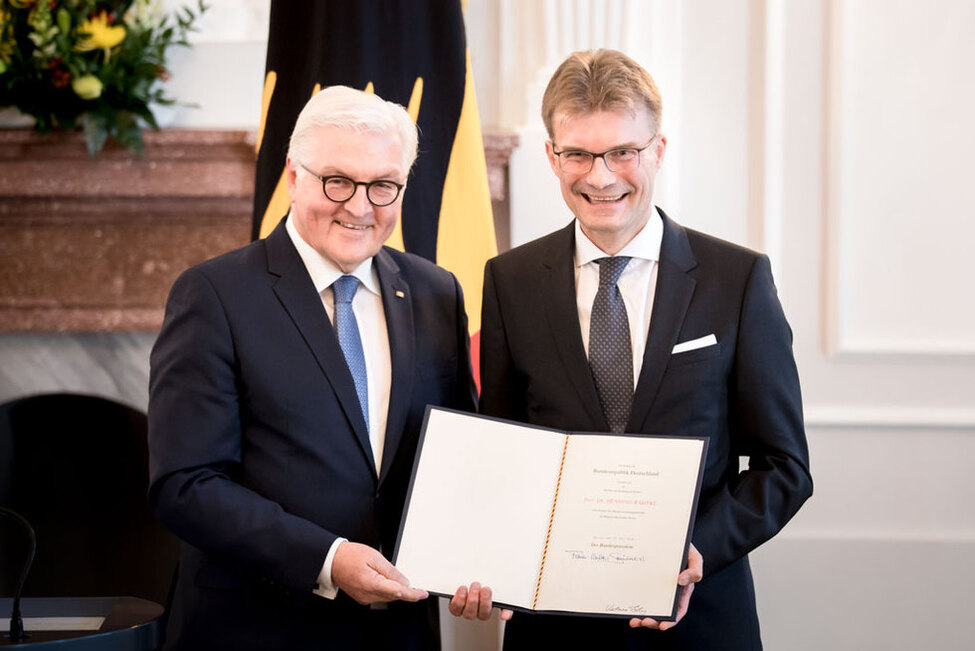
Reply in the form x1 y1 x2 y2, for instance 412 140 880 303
480 212 812 650
148 220 476 650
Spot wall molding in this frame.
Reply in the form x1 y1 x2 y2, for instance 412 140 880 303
821 0 975 361
770 530 975 544
827 338 975 359
805 405 975 429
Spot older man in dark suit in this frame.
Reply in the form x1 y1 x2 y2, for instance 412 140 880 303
148 86 476 650
450 49 812 650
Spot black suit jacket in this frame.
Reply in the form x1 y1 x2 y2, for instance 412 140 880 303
480 212 812 650
148 220 476 650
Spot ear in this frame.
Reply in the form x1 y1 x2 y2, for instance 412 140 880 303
544 140 561 177
652 134 667 166
285 157 298 196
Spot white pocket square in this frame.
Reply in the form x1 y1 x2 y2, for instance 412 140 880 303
672 334 717 355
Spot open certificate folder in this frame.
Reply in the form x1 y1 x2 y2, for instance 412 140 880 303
393 408 708 619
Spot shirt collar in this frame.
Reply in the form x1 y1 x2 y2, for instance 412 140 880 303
285 213 380 296
574 206 664 267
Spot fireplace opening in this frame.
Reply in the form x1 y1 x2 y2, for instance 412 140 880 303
0 393 179 605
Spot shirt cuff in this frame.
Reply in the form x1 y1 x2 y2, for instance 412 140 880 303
313 537 347 599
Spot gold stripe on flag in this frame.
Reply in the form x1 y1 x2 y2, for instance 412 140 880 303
436 50 496 334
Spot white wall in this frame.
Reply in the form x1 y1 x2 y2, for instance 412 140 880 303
154 0 268 128
159 1 975 649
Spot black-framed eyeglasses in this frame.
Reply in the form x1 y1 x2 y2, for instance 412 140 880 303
551 136 658 174
300 164 404 207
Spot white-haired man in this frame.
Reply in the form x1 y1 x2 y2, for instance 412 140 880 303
149 86 476 650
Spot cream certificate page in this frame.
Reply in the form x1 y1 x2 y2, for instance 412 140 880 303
534 434 704 616
394 408 565 608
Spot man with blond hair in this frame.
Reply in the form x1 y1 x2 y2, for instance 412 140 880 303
149 85 476 650
451 49 811 650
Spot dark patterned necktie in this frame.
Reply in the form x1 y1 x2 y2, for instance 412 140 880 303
332 275 369 431
589 257 633 433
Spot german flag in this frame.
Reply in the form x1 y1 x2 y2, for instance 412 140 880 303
253 1 496 389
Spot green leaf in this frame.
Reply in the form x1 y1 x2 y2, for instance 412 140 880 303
56 9 71 36
81 113 109 157
113 112 144 157
136 106 159 131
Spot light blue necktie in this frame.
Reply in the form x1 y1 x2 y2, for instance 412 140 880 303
589 257 633 433
332 275 369 431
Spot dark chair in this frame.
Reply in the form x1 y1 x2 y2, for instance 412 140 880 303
0 393 179 606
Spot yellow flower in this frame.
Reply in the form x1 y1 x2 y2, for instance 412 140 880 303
75 11 126 51
72 74 103 100
0 9 12 68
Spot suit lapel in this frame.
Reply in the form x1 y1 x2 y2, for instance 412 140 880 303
627 211 698 432
374 248 414 485
542 223 609 430
264 220 377 475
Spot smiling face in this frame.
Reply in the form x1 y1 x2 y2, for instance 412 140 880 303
286 125 405 272
546 107 666 255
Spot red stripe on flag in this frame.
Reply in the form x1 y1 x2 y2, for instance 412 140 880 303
470 329 481 396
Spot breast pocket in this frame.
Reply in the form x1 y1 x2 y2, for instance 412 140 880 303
668 342 722 368
655 342 727 434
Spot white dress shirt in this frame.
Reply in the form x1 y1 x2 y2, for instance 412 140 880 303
574 208 664 384
286 215 392 599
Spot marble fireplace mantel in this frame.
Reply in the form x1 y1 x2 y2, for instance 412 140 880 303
0 129 255 332
0 128 517 411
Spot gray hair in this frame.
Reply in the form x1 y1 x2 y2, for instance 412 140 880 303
287 85 419 174
542 49 662 140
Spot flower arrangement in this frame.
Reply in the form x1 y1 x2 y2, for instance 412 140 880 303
0 0 206 155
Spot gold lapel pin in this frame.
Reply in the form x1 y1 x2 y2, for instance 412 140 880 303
395 290 406 298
